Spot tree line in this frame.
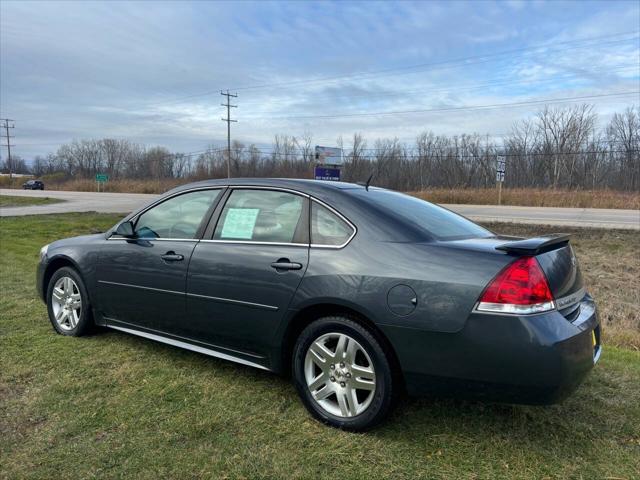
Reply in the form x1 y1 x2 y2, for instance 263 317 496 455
1 104 638 191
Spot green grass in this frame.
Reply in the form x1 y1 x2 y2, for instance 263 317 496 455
1 213 639 479
0 194 64 208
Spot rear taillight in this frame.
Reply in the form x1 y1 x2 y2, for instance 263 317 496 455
476 256 555 314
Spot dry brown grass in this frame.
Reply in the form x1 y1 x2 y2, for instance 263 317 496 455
50 177 185 194
413 187 640 210
482 222 640 350
4 176 637 209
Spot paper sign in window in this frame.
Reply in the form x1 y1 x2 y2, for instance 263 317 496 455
220 208 260 239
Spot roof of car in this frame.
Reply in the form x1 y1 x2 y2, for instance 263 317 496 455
170 177 369 201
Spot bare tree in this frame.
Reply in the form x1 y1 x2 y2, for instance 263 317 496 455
607 106 639 191
24 104 639 191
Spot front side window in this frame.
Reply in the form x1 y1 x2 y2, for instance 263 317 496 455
214 189 305 243
311 202 355 246
135 189 221 239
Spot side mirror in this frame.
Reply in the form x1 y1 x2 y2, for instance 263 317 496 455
114 220 135 238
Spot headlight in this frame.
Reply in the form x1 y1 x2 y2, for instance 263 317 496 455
39 244 49 260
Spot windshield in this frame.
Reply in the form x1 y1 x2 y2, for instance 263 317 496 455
356 189 493 241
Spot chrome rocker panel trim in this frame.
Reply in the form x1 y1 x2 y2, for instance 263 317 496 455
106 324 271 371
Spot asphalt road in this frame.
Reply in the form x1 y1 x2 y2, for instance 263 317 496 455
1 188 639 229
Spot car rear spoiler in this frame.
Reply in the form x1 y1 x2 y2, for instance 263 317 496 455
495 234 570 255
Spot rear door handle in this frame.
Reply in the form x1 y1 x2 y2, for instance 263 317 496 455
270 260 303 271
161 251 184 262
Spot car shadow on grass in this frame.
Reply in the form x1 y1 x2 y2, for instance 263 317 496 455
100 328 614 452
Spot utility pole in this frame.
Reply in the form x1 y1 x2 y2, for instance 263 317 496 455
1 119 15 180
221 90 237 178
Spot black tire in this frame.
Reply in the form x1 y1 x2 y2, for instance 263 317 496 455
292 316 396 431
46 266 93 336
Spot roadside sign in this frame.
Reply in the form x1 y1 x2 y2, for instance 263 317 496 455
315 146 343 166
496 155 506 174
95 173 108 192
314 166 341 182
496 171 505 182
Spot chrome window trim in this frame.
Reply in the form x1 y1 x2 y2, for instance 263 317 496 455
200 239 307 247
106 324 270 371
227 185 311 198
107 237 198 242
309 198 357 249
134 186 226 218
110 183 357 248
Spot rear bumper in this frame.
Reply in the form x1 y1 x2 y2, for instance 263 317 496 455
381 295 600 404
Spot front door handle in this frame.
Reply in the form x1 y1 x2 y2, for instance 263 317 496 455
270 259 303 271
161 251 184 262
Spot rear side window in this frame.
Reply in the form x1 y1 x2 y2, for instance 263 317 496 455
311 202 354 246
214 189 306 243
357 190 491 240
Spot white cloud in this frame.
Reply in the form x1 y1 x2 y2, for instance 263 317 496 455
0 0 637 159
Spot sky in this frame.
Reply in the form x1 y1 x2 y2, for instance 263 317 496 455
1 0 639 160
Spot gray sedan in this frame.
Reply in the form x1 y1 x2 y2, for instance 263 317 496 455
37 178 601 430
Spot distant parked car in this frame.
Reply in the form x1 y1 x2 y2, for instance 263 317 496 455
23 179 44 190
36 178 601 430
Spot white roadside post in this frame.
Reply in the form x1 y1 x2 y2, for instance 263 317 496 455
496 155 506 205
496 155 507 205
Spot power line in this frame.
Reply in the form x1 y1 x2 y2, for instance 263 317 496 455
237 64 639 108
143 31 639 106
13 137 635 160
232 36 639 92
244 91 639 120
221 90 238 178
216 148 638 159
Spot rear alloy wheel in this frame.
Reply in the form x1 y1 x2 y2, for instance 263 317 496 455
293 316 396 431
304 332 376 417
47 266 93 336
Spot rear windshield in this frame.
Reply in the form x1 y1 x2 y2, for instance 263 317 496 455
356 189 492 241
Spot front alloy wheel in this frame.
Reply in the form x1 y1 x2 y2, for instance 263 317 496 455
47 266 93 336
293 316 396 431
51 276 82 330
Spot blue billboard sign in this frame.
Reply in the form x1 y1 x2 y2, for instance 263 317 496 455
314 166 341 181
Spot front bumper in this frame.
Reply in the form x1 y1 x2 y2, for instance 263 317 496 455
381 295 600 404
36 257 47 302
